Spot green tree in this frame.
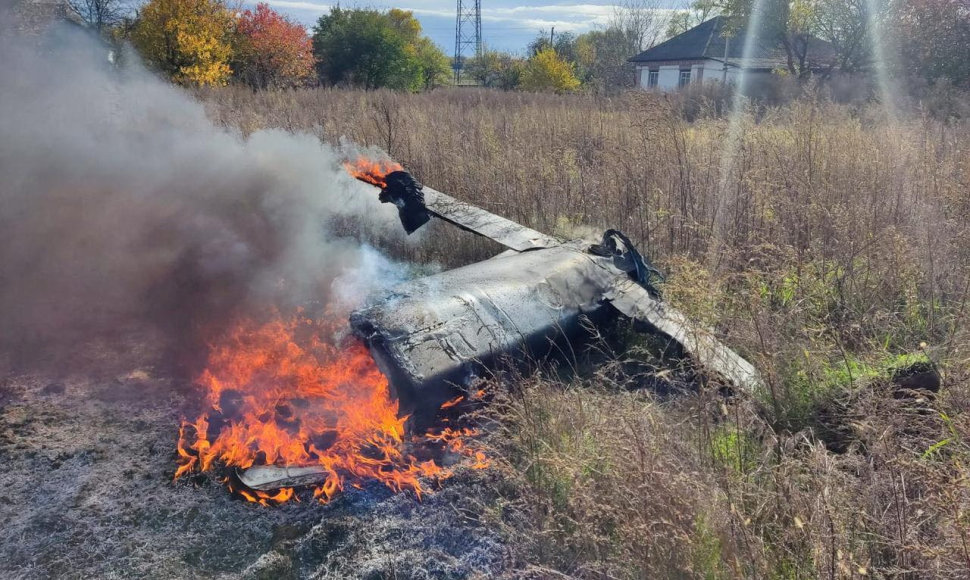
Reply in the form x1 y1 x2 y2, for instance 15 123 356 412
520 47 581 93
413 37 451 90
465 50 524 89
131 0 234 86
311 8 448 91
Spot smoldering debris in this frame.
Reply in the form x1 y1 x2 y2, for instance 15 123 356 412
0 346 508 578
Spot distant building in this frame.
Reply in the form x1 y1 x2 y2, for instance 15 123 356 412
629 16 834 91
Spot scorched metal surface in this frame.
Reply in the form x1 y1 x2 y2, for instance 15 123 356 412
350 240 625 411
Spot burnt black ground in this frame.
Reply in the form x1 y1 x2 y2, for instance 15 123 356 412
0 334 510 579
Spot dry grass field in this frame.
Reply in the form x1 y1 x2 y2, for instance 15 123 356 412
193 85 970 578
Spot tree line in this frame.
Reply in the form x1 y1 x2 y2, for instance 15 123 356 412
75 0 970 91
85 0 451 89
464 2 663 94
465 28 648 94
74 0 660 92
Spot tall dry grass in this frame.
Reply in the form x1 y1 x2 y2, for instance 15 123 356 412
198 86 970 578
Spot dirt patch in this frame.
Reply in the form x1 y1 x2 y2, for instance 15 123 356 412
0 337 509 579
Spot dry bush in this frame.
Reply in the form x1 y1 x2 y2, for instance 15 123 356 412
482 374 738 578
196 85 970 578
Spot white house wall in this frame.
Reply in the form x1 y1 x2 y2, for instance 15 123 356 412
699 59 728 83
636 66 650 89
657 66 680 90
692 63 705 83
636 59 752 92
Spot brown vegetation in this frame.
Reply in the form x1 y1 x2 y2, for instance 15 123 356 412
198 85 970 578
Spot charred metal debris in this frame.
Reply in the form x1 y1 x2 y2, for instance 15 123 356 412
354 169 762 409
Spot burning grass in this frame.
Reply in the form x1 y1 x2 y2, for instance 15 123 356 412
175 312 485 505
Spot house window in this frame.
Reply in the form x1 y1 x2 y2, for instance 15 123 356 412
647 69 659 88
679 69 691 87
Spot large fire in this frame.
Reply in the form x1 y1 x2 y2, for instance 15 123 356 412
343 157 403 188
176 313 486 505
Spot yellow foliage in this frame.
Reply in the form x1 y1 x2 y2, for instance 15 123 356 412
788 0 815 34
133 0 234 86
520 47 581 93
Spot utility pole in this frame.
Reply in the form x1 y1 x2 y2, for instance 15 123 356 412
453 0 482 84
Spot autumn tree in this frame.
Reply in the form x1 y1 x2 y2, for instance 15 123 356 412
311 8 449 91
520 47 581 93
528 30 582 63
682 0 902 78
232 3 314 89
607 0 666 52
810 0 874 72
132 0 233 86
526 9 662 94
708 0 827 78
528 31 590 86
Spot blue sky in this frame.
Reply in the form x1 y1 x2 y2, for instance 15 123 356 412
252 0 687 55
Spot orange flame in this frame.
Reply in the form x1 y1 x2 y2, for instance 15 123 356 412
176 312 485 504
343 157 403 188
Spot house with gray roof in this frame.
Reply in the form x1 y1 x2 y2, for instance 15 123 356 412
629 16 835 91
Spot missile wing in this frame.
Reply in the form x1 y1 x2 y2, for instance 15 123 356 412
353 170 763 411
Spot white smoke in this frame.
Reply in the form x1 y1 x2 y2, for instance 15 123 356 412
0 24 407 368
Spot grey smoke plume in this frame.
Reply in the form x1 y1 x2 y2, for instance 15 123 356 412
0 25 406 369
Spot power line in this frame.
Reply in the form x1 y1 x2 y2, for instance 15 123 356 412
453 0 482 84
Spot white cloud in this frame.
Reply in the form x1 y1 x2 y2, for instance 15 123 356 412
262 0 332 12
259 0 681 51
264 0 668 31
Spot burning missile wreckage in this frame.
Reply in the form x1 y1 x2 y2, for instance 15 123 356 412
174 159 763 503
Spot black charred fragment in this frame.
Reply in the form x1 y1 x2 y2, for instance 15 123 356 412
379 171 430 234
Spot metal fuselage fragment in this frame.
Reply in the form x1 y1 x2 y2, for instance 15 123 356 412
350 241 626 413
